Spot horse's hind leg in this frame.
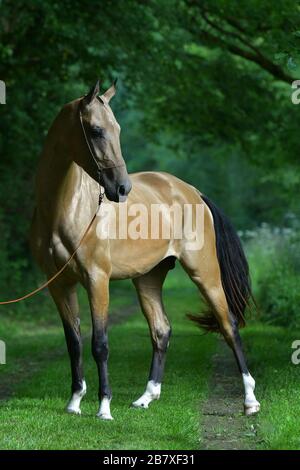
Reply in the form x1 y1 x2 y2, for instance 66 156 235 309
48 282 86 415
180 255 260 416
132 258 173 409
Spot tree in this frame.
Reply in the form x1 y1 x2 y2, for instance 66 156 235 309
0 0 299 293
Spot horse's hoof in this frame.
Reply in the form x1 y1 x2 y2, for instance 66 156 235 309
244 401 260 416
66 407 81 415
132 399 149 409
97 412 114 421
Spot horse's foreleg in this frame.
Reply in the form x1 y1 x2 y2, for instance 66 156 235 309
132 261 172 409
87 272 113 420
49 282 86 415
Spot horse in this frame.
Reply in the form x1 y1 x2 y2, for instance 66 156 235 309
30 80 260 420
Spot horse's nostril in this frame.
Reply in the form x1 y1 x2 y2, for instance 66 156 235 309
118 185 126 196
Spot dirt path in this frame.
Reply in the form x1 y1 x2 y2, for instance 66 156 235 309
0 303 136 401
201 338 259 450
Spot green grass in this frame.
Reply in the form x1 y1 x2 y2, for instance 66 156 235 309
2 265 300 450
0 265 216 450
242 323 300 450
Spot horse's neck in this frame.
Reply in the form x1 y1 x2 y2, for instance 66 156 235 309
36 148 98 229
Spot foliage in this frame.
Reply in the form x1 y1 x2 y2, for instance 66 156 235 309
245 218 300 328
0 0 299 290
1 3 300 450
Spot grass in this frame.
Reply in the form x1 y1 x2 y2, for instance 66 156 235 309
241 323 300 450
241 227 300 449
0 265 216 450
2 258 299 450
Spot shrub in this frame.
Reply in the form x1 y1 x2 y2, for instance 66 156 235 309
241 217 300 328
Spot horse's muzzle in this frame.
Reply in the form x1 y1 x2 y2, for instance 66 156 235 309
100 168 132 203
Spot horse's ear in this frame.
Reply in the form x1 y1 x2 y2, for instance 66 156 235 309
83 80 100 106
101 78 117 103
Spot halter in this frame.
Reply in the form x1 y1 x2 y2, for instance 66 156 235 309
79 99 104 205
78 96 125 205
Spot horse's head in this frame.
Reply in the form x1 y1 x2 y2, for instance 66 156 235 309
79 80 132 202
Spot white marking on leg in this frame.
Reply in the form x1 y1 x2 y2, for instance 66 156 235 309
132 380 161 409
97 397 113 420
66 380 87 415
243 373 260 416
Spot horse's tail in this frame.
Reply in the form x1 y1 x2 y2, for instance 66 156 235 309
188 195 253 333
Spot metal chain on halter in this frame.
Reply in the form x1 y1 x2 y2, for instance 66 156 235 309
0 100 105 305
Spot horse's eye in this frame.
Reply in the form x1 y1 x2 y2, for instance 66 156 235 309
91 126 105 138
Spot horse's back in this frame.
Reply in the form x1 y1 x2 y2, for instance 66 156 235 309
128 171 202 206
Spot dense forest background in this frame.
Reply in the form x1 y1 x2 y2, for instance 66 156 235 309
0 0 300 325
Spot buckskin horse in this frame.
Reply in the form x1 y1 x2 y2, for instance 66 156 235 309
30 81 260 420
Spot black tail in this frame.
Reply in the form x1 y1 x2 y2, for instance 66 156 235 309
188 195 253 333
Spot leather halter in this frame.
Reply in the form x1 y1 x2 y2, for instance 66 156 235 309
79 97 104 205
78 96 125 204
79 104 102 178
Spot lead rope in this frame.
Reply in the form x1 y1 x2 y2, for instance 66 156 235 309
0 212 99 304
0 101 104 305
0 195 103 305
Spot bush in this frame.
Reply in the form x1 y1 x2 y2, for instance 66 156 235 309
242 216 300 328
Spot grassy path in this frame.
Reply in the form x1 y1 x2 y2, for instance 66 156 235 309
0 303 136 402
200 323 300 450
201 339 258 450
3 265 298 450
0 266 216 450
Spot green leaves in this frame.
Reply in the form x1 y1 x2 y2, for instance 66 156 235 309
0 0 299 293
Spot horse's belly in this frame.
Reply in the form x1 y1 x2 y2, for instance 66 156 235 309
109 238 174 279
